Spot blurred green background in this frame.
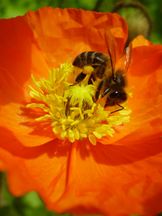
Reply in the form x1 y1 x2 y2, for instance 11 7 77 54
0 0 162 43
0 0 162 216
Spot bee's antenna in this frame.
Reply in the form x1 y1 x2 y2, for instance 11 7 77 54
110 103 124 114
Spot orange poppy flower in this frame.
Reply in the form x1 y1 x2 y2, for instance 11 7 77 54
0 7 162 216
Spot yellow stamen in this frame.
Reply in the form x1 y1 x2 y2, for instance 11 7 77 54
26 63 131 144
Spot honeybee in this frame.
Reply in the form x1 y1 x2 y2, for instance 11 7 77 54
72 31 132 113
73 51 110 84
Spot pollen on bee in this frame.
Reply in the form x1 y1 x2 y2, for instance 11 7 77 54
26 63 131 144
83 65 94 74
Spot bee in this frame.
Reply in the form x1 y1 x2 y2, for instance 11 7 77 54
72 31 132 113
73 51 110 84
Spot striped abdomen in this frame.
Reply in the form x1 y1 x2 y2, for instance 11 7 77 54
73 51 109 81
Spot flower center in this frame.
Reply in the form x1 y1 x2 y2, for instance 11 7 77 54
26 63 131 145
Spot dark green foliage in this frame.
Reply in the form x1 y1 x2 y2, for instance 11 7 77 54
0 174 71 216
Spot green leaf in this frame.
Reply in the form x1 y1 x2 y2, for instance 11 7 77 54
20 192 42 208
0 206 21 216
78 0 98 10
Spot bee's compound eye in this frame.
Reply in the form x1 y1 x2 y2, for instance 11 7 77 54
110 90 120 98
110 90 127 101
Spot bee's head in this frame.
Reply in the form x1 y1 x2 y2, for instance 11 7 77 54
105 89 127 107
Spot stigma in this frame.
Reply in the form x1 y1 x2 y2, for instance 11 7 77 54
26 63 131 145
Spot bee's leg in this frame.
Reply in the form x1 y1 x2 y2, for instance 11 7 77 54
88 73 95 84
110 103 124 114
95 80 104 100
75 72 86 83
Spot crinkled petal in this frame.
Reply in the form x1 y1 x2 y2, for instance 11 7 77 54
25 7 127 67
44 138 162 215
0 137 162 215
0 131 69 198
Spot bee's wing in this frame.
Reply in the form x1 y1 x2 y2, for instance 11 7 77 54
104 30 117 73
124 42 132 73
104 29 132 73
117 42 132 76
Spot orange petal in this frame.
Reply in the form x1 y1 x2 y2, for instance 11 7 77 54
1 137 162 215
0 132 69 196
0 16 50 104
132 35 151 48
0 17 32 104
0 103 54 147
25 7 128 67
48 139 162 215
128 45 162 128
0 15 53 146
